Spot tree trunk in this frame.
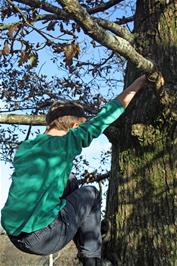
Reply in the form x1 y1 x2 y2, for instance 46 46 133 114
105 1 177 265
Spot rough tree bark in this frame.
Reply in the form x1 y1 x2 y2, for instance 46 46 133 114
105 1 177 265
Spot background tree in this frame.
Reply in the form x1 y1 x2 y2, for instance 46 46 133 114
0 0 176 265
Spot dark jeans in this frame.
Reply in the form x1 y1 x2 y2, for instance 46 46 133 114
9 176 102 259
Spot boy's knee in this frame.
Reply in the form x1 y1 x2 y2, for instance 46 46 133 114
69 174 79 186
62 174 79 198
85 186 101 201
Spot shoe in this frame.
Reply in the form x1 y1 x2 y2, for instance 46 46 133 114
82 257 102 266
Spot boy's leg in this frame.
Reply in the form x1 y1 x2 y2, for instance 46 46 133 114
9 182 102 261
7 175 79 256
62 185 102 260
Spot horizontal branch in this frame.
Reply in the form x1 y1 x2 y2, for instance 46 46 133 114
0 114 46 125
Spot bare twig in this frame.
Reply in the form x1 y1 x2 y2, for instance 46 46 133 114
76 52 114 68
13 0 67 19
7 0 52 44
117 15 134 25
87 0 123 14
78 171 110 185
93 17 134 42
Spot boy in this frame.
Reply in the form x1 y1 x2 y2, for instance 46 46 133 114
1 75 148 266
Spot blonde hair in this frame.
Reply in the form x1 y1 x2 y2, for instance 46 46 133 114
46 101 86 131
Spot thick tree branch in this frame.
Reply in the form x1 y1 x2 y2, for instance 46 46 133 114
0 114 46 125
93 17 134 42
59 0 155 73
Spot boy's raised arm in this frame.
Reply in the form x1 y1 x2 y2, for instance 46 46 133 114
116 75 147 108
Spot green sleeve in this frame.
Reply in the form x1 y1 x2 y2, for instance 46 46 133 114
70 99 125 148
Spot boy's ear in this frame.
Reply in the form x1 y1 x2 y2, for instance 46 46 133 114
72 118 86 128
72 117 86 128
72 122 80 128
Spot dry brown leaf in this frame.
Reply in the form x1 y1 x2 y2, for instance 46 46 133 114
7 25 19 38
63 43 80 67
2 40 10 55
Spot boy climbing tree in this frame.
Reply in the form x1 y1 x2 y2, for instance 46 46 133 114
1 74 163 266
